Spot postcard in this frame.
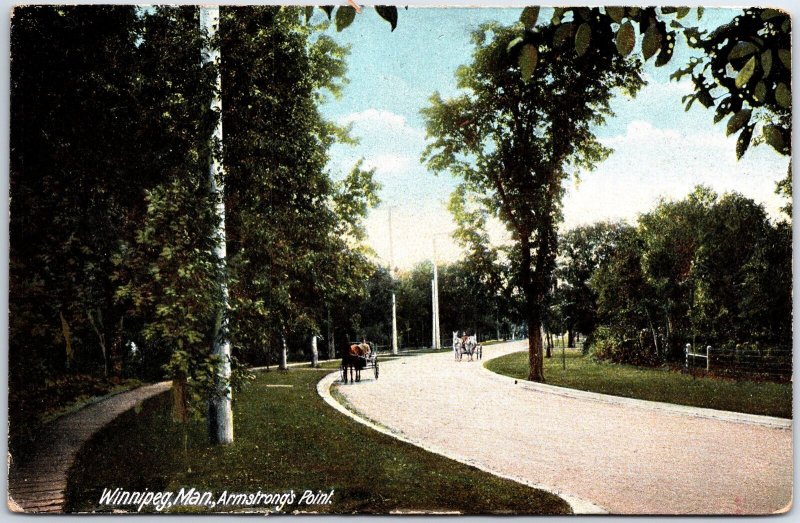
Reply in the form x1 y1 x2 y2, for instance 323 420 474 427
7 3 792 515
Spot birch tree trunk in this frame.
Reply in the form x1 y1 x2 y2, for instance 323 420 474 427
202 5 233 446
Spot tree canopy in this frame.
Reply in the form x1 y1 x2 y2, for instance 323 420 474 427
422 21 644 381
9 5 379 449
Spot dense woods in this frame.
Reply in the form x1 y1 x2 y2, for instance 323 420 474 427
9 5 380 449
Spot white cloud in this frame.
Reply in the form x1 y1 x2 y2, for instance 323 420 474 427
602 120 727 150
362 154 413 175
562 120 789 231
339 109 425 140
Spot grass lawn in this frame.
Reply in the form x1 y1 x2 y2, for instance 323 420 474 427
486 351 792 419
65 364 570 515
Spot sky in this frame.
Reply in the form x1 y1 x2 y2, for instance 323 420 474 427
316 7 791 271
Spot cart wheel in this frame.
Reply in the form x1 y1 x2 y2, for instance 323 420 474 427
374 363 379 380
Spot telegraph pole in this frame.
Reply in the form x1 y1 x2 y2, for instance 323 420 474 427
432 237 441 349
388 207 398 355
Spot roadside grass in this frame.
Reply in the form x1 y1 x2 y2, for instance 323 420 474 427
486 351 792 419
482 339 514 346
66 366 570 515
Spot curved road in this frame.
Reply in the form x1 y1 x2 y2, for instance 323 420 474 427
332 341 792 515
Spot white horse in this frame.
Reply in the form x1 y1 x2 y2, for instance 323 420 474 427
452 332 462 361
465 335 482 361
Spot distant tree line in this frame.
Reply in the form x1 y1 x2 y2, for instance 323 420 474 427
551 187 791 377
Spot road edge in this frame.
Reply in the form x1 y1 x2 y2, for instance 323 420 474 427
481 349 792 430
316 369 607 515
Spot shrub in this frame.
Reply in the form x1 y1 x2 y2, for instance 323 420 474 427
590 326 660 366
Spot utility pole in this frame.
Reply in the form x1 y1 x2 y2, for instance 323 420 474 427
432 237 441 349
431 278 437 348
388 207 398 355
201 5 233 446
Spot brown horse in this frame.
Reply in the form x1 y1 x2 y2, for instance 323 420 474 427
341 343 368 383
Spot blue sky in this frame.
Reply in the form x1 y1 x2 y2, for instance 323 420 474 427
316 7 790 269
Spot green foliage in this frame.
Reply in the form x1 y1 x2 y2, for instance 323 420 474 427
550 222 627 346
520 7 539 29
375 6 398 32
675 8 791 158
221 7 379 366
335 6 356 32
10 5 149 388
590 326 660 367
10 6 220 440
10 5 376 438
585 188 792 370
509 7 792 159
422 19 643 380
588 224 656 357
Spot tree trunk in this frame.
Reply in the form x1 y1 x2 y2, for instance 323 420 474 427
519 230 545 382
279 335 288 370
202 6 233 446
109 317 124 376
544 329 552 358
327 307 335 359
646 308 659 356
59 311 73 371
86 308 108 377
311 335 319 367
391 293 398 355
527 309 545 382
568 329 575 349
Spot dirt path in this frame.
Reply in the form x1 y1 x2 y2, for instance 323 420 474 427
8 382 171 513
331 341 792 515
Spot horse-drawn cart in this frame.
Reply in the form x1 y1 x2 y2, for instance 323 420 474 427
452 333 482 361
340 342 379 383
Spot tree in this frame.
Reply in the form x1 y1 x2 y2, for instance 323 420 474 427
589 188 791 368
222 7 379 373
638 187 715 359
9 5 230 449
691 192 791 347
9 5 375 448
395 262 434 348
553 222 624 347
448 185 506 339
10 5 148 449
422 21 643 381
589 225 660 365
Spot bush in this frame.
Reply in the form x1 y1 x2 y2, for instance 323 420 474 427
590 327 660 366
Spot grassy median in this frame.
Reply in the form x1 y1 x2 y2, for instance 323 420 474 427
486 351 791 418
66 362 570 514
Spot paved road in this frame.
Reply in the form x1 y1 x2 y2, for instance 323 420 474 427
334 341 793 515
8 382 171 513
